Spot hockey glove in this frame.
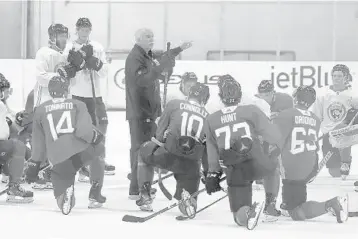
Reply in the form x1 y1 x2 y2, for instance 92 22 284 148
68 49 86 71
205 171 222 195
91 128 104 145
78 44 93 59
25 159 41 183
58 64 77 79
85 56 103 71
6 117 12 126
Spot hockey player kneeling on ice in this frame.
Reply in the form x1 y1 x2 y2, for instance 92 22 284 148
136 82 210 216
0 88 33 203
0 73 30 185
204 75 282 230
273 86 348 223
25 76 106 215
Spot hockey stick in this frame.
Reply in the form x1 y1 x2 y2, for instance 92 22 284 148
127 171 174 184
89 70 98 127
0 187 8 197
122 176 227 223
151 137 173 200
176 188 228 221
308 150 333 183
157 42 173 200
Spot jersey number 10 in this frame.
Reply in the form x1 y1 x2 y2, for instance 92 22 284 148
180 112 204 139
47 111 75 141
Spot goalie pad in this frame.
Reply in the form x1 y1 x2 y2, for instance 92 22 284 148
329 124 358 149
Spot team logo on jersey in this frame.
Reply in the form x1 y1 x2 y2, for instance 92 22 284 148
327 102 347 122
54 62 67 72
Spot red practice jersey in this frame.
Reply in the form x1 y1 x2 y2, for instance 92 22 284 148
274 108 321 181
205 104 281 172
156 99 209 143
32 98 95 165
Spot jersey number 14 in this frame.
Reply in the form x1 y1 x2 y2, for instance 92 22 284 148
47 111 75 141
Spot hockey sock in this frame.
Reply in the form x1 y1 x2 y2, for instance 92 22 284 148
8 156 25 183
263 168 280 198
294 201 327 220
137 155 154 190
7 141 26 183
98 122 108 158
89 158 105 186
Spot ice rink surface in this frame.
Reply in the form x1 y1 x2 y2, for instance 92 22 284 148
2 112 358 239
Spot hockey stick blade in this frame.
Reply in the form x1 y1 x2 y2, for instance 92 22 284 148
122 176 227 223
122 215 146 223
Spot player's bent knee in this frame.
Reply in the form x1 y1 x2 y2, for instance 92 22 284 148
139 141 158 163
233 205 251 226
289 206 306 221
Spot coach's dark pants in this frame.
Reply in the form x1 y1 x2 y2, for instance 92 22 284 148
128 119 156 195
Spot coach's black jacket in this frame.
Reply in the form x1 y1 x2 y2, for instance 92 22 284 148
125 44 182 120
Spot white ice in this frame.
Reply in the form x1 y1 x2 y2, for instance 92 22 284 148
1 112 358 239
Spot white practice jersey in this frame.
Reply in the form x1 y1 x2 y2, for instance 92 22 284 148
34 47 67 107
311 86 358 134
0 101 10 140
65 40 108 98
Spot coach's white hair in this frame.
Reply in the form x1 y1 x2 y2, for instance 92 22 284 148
135 28 153 43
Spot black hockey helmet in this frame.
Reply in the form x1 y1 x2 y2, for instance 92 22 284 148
76 17 92 29
218 74 242 105
182 72 198 83
188 82 210 106
48 76 69 98
257 80 274 94
292 85 316 108
48 24 68 41
180 72 198 94
331 64 350 77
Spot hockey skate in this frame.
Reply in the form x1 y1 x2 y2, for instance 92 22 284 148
32 167 53 190
263 203 281 222
247 201 265 230
136 182 153 212
6 182 34 204
340 162 350 180
88 181 106 209
129 187 157 201
57 184 75 215
78 167 90 183
262 194 281 222
326 195 349 223
178 189 197 219
279 202 290 217
104 162 115 175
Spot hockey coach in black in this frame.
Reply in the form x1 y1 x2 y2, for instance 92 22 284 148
125 28 192 199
